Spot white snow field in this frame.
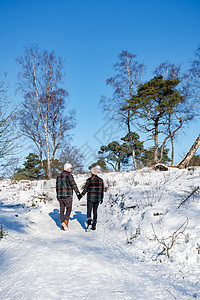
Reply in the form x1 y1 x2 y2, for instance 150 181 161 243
0 167 200 299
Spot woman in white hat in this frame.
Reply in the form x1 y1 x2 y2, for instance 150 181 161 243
80 166 104 231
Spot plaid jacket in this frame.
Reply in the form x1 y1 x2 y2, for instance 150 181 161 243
56 171 80 199
81 175 104 202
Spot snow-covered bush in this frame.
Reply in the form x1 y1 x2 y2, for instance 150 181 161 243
104 178 117 192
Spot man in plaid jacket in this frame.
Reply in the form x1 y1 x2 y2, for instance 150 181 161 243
80 166 104 231
56 163 81 230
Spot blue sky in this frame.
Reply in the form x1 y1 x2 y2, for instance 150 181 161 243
1 0 200 168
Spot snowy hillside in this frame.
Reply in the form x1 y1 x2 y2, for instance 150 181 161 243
0 168 200 299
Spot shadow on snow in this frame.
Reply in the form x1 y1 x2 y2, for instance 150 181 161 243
49 209 60 228
49 209 87 231
70 211 87 230
0 202 28 233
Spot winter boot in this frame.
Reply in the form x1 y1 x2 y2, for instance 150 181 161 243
92 222 96 231
87 219 92 232
61 220 69 231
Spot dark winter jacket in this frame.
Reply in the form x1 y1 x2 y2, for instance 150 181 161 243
56 171 80 199
81 174 104 203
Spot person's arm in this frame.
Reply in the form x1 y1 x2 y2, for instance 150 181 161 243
69 174 80 197
81 178 90 197
56 180 58 198
100 180 104 203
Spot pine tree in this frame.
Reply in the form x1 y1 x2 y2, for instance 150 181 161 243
14 153 43 180
127 76 184 164
98 141 131 171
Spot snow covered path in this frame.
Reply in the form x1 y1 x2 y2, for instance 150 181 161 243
0 172 200 299
0 199 199 300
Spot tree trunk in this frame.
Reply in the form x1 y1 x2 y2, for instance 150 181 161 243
159 136 168 163
118 156 121 172
170 136 175 166
44 124 51 179
132 149 137 169
177 134 200 169
34 79 51 179
154 120 159 163
127 114 137 169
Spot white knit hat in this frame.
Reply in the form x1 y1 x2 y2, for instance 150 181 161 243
91 166 101 175
64 163 72 171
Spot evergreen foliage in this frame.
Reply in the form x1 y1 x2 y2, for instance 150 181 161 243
121 132 144 160
141 147 170 167
89 159 109 172
98 141 132 171
14 153 43 180
13 146 84 180
127 75 184 163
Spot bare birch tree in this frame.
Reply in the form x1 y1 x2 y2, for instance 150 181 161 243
0 72 17 171
16 45 76 179
100 50 145 169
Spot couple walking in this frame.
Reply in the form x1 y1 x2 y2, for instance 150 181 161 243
56 163 104 231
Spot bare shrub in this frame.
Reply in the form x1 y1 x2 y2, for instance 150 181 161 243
178 186 200 209
151 218 189 259
104 179 117 192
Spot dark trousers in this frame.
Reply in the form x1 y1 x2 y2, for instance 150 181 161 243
58 197 72 223
87 200 99 224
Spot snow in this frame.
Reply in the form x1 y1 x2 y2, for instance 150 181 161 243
0 167 200 299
